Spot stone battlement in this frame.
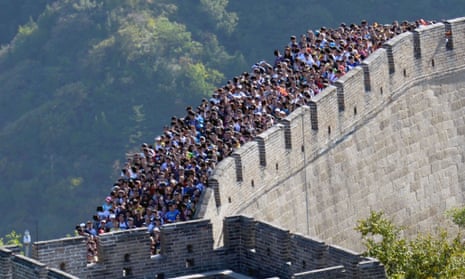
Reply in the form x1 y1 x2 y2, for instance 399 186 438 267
202 17 465 250
0 216 386 278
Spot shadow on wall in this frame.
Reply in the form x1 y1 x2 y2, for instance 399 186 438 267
204 17 465 250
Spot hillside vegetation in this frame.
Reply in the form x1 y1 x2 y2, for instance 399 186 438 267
0 0 465 241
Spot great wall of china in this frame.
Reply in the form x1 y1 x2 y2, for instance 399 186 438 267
1 16 465 279
201 16 465 251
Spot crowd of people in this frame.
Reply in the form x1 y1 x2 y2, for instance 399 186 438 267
76 18 435 263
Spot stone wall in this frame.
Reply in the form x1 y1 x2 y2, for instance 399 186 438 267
32 237 87 276
0 216 385 278
204 17 465 251
0 247 79 279
221 216 386 278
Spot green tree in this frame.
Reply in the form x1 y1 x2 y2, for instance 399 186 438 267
446 206 465 229
199 0 238 35
0 231 22 247
0 0 52 45
356 211 409 276
356 211 465 278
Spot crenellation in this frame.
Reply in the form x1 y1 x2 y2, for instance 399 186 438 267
32 237 87 276
281 118 293 150
335 82 345 112
11 255 48 279
3 215 384 278
231 153 243 182
326 245 361 277
0 248 13 279
255 123 286 175
308 101 318 131
449 17 465 48
284 106 310 172
335 66 366 135
386 32 415 91
361 48 389 111
210 156 235 208
413 23 445 74
248 222 290 278
231 141 260 198
382 42 394 76
358 259 387 279
413 28 421 59
289 233 327 271
308 86 339 148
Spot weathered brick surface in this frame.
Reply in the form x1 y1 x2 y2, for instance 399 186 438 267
1 216 387 278
32 236 87 276
208 17 465 252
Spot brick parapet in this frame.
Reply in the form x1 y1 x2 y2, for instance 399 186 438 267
2 215 385 278
207 17 465 252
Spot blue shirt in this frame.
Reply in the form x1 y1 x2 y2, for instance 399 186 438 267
165 209 180 223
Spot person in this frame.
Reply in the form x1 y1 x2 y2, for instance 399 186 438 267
98 220 106 235
273 49 284 68
164 203 180 223
110 219 120 232
76 223 86 236
87 236 98 264
103 196 113 211
127 217 137 229
118 213 129 230
133 209 145 227
105 213 116 232
96 205 109 220
84 221 97 236
150 228 161 255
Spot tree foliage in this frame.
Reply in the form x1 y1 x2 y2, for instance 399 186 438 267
0 0 238 240
356 211 465 278
199 0 238 35
446 206 465 229
0 231 22 247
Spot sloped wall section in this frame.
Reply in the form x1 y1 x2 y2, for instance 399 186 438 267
204 17 465 251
